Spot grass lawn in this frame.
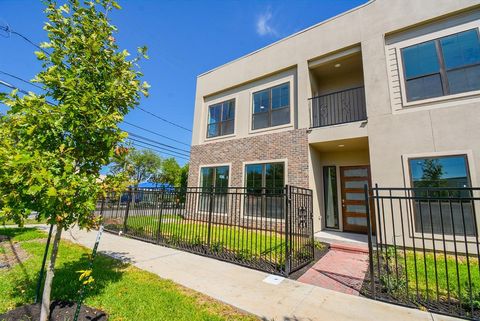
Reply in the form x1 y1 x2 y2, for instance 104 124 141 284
1 217 49 226
0 227 258 321
116 215 287 263
378 246 480 306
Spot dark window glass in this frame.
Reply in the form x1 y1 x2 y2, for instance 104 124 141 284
401 29 480 102
244 162 285 218
199 166 229 213
323 166 339 229
408 155 474 236
252 83 290 130
207 100 235 138
402 41 440 79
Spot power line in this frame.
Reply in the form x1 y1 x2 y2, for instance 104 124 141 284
0 24 49 56
122 120 190 147
0 79 56 105
0 81 190 156
0 79 29 95
0 70 45 91
126 132 190 153
127 137 189 158
129 141 189 161
137 106 192 132
1 25 191 136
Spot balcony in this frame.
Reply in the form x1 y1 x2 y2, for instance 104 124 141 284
309 86 367 128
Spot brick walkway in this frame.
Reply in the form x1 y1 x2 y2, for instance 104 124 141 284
298 244 369 295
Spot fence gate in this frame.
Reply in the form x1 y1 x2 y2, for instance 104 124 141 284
99 185 314 277
286 185 315 274
364 185 480 320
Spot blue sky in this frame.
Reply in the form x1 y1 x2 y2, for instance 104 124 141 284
0 0 367 167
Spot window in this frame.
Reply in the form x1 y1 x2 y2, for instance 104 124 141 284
199 166 229 213
252 83 290 130
323 166 339 229
408 155 474 236
401 29 480 102
244 162 285 218
207 100 235 138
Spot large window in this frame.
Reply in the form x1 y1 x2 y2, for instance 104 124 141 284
244 162 285 218
199 166 229 213
252 83 290 130
401 29 480 102
408 155 474 235
207 100 235 138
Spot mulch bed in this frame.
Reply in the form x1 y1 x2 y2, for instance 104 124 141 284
0 301 108 321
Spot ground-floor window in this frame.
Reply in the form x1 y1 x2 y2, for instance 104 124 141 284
408 154 474 235
244 162 285 218
199 165 229 213
323 166 339 229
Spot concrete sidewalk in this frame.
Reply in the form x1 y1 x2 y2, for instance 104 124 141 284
57 227 458 321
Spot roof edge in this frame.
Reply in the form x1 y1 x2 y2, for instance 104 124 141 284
197 0 376 78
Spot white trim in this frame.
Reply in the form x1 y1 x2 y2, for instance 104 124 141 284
204 94 239 142
402 150 479 243
247 76 295 135
389 20 480 111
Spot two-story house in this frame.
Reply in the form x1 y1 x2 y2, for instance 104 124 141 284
188 0 480 236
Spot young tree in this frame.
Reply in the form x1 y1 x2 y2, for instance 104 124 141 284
0 1 149 320
179 163 189 189
111 148 162 186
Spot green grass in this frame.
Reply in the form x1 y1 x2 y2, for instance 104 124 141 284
112 215 287 263
0 227 258 321
378 246 480 307
1 218 49 226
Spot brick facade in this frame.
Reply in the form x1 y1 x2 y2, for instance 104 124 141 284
188 129 309 188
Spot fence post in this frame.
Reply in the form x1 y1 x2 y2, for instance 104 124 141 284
207 186 214 248
364 184 375 297
156 189 165 243
123 188 132 233
285 185 291 275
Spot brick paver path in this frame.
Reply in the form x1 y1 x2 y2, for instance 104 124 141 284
298 244 369 295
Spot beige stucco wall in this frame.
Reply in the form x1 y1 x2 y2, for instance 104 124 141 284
309 147 370 232
189 0 480 235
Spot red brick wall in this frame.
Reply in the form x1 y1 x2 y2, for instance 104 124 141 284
188 129 309 188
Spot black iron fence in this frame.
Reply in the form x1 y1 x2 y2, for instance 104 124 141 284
96 185 314 276
363 185 480 320
309 86 367 128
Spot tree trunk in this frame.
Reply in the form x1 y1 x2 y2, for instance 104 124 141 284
39 225 63 321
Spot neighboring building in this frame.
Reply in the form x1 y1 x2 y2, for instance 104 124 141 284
188 0 480 235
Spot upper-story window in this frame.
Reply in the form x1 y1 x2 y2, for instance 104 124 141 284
252 83 290 130
401 28 480 102
207 99 235 138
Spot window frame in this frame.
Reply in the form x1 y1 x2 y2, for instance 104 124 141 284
403 151 479 242
241 159 288 220
394 21 480 108
251 82 292 132
206 99 236 139
198 164 231 216
400 28 480 102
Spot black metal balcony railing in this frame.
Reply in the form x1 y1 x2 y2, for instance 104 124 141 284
309 86 367 128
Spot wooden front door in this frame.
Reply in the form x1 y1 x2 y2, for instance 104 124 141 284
340 166 374 234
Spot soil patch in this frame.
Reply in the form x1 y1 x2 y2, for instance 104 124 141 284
0 238 30 269
0 301 108 321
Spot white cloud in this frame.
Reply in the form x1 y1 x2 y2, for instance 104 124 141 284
256 9 278 37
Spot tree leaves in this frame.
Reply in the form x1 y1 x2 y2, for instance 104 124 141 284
0 0 149 229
